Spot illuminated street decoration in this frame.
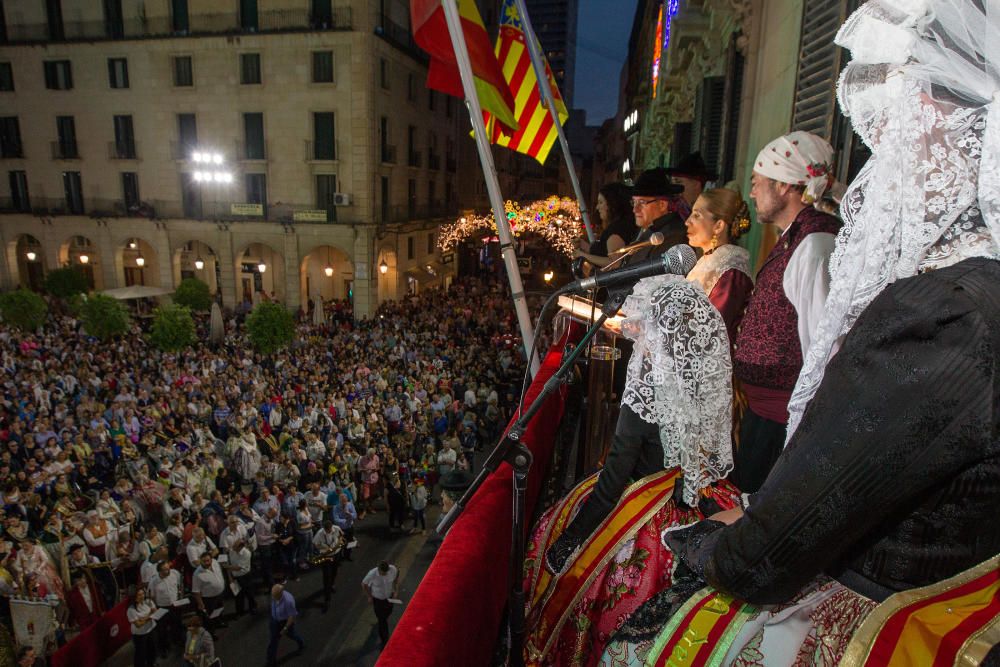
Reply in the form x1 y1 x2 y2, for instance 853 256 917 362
438 196 582 256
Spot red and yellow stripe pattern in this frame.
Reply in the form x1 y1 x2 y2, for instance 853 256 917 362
842 555 1000 666
525 470 681 663
646 588 755 667
485 0 569 165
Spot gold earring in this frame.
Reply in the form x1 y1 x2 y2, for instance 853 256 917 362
709 233 718 251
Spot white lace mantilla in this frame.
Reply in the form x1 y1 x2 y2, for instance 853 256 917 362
686 244 753 297
620 276 734 505
786 0 1000 440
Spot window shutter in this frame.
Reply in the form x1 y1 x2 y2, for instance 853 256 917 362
719 36 746 183
790 0 851 138
693 76 725 175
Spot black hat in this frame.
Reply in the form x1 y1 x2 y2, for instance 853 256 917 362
630 168 684 198
440 469 473 493
664 152 718 182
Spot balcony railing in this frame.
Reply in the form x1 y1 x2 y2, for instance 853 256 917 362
428 153 441 171
379 203 458 224
51 142 80 160
408 150 422 168
0 145 24 159
235 140 268 161
3 7 352 43
108 141 138 160
381 144 397 164
446 156 457 172
305 140 338 161
375 15 428 63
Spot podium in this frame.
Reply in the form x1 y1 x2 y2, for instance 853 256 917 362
557 295 623 473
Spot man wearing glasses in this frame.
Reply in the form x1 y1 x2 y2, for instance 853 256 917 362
625 168 688 264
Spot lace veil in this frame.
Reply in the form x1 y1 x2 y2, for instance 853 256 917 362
620 276 733 505
787 0 1000 439
686 244 753 297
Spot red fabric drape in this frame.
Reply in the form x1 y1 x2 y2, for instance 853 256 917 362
379 346 569 666
51 598 131 667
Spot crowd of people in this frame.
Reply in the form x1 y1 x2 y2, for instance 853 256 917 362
0 274 526 664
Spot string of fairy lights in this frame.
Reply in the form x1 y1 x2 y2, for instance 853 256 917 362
437 196 583 256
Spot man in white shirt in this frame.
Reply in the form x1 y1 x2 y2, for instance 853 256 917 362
224 539 257 616
219 515 250 553
149 560 183 656
361 560 398 648
313 520 344 613
731 131 842 493
192 552 226 632
186 527 218 568
254 507 278 588
305 482 328 524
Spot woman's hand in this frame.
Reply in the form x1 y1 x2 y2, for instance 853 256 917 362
708 507 744 525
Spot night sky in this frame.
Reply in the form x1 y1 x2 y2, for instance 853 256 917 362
573 0 640 125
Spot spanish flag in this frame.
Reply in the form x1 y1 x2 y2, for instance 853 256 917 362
411 0 519 135
485 0 569 164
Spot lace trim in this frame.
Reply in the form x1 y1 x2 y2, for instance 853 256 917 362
686 244 753 297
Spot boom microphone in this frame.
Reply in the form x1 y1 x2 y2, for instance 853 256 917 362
559 244 697 293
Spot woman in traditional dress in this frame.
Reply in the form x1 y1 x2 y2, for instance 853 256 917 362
683 187 754 343
522 275 739 666
14 538 65 602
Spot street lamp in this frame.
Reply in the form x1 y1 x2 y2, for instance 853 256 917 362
135 255 145 267
258 263 267 274
324 266 334 277
25 251 36 262
79 254 90 264
128 239 137 249
379 260 389 275
194 257 205 270
544 269 554 283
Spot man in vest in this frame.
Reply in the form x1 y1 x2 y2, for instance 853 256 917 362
730 131 841 493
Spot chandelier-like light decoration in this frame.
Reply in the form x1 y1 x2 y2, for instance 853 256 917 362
438 196 583 256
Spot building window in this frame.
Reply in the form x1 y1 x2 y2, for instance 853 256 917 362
0 117 21 158
407 236 414 260
240 0 259 32
177 113 197 155
55 116 78 159
312 51 334 83
173 56 193 87
310 0 333 28
316 174 337 220
407 125 419 167
407 178 416 218
122 172 140 211
0 63 13 92
428 89 435 111
427 232 435 254
46 0 64 41
243 113 265 160
108 58 128 89
63 171 83 214
313 112 336 160
380 175 389 221
245 173 267 210
407 73 416 102
240 53 261 85
43 60 73 90
113 115 136 159
104 0 124 39
380 58 389 89
8 171 30 212
181 173 202 218
171 0 189 33
446 96 453 118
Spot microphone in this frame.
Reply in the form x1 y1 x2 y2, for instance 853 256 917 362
559 244 697 293
610 232 665 256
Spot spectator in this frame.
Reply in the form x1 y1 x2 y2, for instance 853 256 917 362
362 560 399 649
266 584 305 666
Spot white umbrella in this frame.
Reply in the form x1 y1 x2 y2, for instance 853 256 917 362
210 302 224 343
102 285 173 300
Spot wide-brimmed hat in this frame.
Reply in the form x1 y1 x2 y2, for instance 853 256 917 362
630 168 684 198
665 152 718 183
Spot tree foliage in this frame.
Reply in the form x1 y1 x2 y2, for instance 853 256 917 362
0 289 48 332
79 294 130 341
173 278 213 312
246 302 295 354
44 267 89 299
150 304 196 352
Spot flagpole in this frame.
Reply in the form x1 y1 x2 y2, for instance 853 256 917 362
512 0 596 244
440 0 539 378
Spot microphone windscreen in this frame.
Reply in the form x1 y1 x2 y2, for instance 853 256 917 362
649 232 665 246
665 244 697 275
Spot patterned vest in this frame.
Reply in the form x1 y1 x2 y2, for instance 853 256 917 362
733 207 841 390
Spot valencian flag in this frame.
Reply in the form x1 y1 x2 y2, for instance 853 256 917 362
485 0 569 164
410 0 519 134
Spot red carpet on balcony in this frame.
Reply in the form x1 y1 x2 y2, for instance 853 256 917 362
379 346 569 666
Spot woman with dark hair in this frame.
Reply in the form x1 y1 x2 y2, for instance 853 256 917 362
127 587 157 667
575 183 638 268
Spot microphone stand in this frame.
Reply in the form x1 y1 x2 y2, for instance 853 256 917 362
436 284 634 667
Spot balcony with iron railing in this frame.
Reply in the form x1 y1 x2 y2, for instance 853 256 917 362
446 155 457 172
235 140 268 162
2 7 352 43
108 141 138 160
428 152 441 171
375 14 428 63
408 150 422 168
381 144 397 164
379 202 458 224
0 144 25 160
51 141 80 160
305 140 339 162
